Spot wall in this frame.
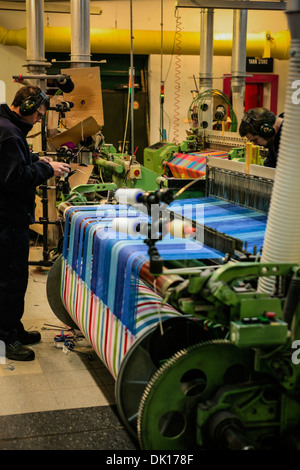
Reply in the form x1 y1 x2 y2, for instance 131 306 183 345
0 0 289 145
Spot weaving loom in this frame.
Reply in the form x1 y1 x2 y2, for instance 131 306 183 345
166 155 274 256
43 4 300 448
47 156 276 440
57 155 272 374
53 156 274 371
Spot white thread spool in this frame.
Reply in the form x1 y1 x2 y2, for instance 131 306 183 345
115 188 144 205
167 219 194 238
112 217 143 236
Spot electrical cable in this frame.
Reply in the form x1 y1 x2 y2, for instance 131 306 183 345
173 7 182 144
129 0 135 163
122 88 130 154
159 0 164 140
122 1 135 159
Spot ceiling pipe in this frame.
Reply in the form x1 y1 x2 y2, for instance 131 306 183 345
25 0 48 87
0 25 291 60
199 8 214 92
198 8 214 130
70 0 91 68
231 6 248 127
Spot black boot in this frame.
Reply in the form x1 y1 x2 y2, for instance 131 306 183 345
6 340 35 361
19 330 41 345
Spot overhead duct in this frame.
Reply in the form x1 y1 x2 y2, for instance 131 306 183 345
0 25 291 59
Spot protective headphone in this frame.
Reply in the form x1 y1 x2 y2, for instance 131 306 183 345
19 90 49 116
242 113 275 139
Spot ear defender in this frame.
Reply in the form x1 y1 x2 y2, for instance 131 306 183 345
242 113 275 139
258 122 276 138
19 90 49 116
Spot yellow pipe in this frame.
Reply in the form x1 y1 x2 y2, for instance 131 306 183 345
0 26 27 48
0 25 291 60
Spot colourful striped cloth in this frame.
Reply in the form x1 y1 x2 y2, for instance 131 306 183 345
59 203 223 374
169 196 267 253
164 149 228 179
61 257 181 378
58 197 267 375
61 204 222 335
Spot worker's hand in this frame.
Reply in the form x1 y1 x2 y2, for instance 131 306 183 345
49 161 71 177
39 156 53 163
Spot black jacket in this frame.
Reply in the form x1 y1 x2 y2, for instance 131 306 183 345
0 103 54 225
264 113 284 168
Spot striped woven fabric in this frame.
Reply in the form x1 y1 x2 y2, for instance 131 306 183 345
58 196 267 375
59 203 222 374
61 204 222 335
164 150 228 178
169 196 267 253
61 258 181 378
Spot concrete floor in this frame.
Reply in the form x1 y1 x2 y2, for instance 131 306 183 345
0 247 137 450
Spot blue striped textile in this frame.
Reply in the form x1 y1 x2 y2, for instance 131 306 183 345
62 204 223 333
169 196 267 253
62 196 266 333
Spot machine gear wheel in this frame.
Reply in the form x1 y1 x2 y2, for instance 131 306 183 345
137 340 251 450
115 316 216 439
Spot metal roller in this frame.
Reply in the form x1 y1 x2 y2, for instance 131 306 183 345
46 254 78 330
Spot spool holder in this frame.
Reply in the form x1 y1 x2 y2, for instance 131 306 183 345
137 189 174 275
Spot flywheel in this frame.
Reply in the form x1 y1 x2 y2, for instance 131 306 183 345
137 340 251 450
115 316 215 439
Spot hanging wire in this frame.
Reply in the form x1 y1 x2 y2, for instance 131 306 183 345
157 5 178 142
173 6 182 144
129 0 135 162
122 88 130 154
159 0 164 140
122 0 135 159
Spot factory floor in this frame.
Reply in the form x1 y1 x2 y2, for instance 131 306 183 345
0 246 137 451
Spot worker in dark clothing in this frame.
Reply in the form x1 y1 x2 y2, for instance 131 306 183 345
239 107 284 168
0 85 71 361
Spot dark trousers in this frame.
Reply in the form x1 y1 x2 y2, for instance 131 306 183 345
0 223 29 343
